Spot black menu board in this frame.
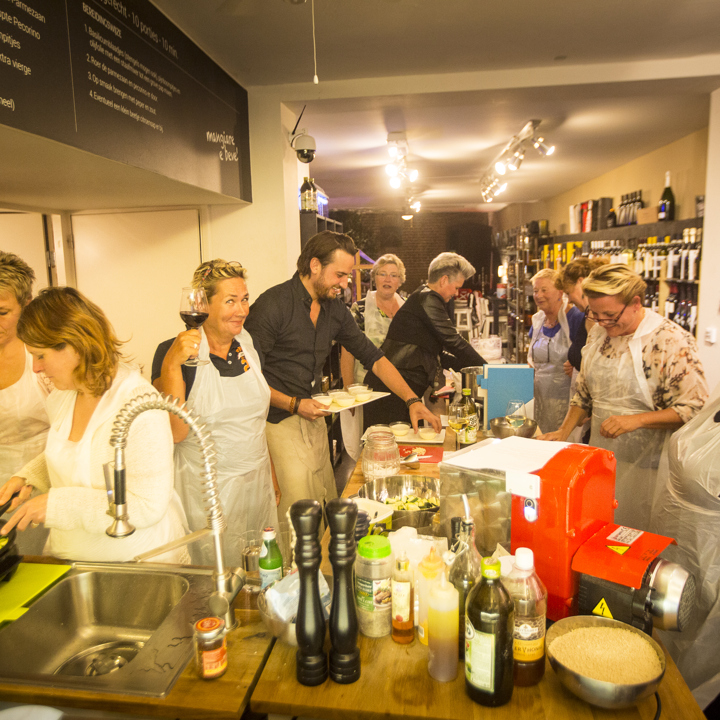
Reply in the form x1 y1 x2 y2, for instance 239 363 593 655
0 0 251 201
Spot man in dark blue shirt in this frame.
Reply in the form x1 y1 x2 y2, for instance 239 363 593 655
246 231 440 518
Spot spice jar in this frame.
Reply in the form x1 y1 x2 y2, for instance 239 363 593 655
194 617 227 679
355 535 393 637
361 430 400 481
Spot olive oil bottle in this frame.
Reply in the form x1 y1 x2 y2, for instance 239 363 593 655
464 557 514 707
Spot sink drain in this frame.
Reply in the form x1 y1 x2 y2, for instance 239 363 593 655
54 640 144 677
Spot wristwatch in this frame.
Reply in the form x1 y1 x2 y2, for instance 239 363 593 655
405 396 422 409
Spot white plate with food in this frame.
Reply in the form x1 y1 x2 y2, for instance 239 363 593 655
361 425 445 444
314 391 390 414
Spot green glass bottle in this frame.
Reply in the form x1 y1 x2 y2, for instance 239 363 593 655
464 557 514 707
259 526 283 589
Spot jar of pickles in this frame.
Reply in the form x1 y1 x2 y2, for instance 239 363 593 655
361 429 400 481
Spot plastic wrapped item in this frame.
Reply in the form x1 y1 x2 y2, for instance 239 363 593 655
263 570 331 624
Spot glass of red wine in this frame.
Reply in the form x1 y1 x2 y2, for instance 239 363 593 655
179 287 209 367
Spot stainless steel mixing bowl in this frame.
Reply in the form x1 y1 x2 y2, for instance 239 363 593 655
546 615 666 709
489 416 538 438
356 475 440 530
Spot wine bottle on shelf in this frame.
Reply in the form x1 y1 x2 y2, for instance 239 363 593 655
300 177 314 212
606 207 617 228
658 172 675 221
664 284 678 321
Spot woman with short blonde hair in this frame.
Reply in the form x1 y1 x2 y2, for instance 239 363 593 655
0 287 188 563
528 268 584 434
541 264 708 532
0 252 50 554
153 259 279 566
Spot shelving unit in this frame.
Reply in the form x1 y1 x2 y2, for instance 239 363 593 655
299 212 343 247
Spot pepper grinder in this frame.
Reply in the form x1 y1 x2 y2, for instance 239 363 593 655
326 498 360 684
290 499 328 686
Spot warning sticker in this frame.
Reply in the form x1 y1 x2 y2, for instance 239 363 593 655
607 526 644 545
592 598 614 618
607 545 630 556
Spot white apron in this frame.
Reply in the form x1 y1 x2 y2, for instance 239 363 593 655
651 382 720 709
529 301 573 434
44 366 186 562
341 291 404 461
175 328 278 567
584 310 669 531
0 350 50 554
0 349 49 483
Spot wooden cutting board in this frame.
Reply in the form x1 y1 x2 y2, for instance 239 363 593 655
0 562 71 622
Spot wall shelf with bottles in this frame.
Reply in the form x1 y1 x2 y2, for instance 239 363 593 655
299 212 343 248
547 217 702 249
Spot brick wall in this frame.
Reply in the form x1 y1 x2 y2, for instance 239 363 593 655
339 211 492 293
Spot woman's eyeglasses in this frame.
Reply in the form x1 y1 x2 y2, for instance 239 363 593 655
375 272 399 280
585 305 628 327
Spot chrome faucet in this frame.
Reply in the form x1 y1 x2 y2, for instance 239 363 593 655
105 392 244 630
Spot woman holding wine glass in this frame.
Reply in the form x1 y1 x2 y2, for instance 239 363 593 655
0 287 188 563
152 259 280 567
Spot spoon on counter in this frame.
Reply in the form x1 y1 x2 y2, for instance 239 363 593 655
399 452 420 469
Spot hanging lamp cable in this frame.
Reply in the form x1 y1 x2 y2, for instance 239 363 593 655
311 0 318 84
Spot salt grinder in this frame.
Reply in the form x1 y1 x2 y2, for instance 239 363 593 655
326 498 360 683
290 499 328 686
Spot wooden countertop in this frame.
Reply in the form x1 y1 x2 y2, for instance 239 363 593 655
0 582 273 719
252 433 705 720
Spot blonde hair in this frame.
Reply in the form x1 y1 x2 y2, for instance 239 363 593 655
17 287 123 397
531 268 559 285
557 257 610 291
0 251 35 305
192 259 247 301
582 264 647 305
371 253 406 286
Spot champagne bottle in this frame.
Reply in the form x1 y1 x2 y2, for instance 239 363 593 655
658 171 675 221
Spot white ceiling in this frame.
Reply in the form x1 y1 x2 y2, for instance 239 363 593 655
148 0 720 214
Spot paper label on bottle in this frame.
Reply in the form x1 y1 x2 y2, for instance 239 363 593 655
392 580 411 623
259 566 282 589
259 543 268 558
465 618 494 692
199 640 227 678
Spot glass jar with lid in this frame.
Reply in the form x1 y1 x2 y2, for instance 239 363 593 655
194 616 228 679
361 429 400 481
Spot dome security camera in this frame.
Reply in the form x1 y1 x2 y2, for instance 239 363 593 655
292 132 316 163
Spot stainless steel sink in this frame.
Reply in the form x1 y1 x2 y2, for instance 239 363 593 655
0 564 223 697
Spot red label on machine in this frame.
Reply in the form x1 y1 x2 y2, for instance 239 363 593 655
572 524 675 587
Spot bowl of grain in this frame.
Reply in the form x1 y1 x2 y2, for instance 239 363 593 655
546 616 666 709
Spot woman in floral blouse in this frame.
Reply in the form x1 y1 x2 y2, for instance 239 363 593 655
540 264 707 531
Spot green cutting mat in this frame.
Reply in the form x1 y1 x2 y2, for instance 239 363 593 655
0 563 71 622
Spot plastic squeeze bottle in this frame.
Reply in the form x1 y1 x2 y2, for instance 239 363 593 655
503 547 547 686
416 546 444 645
428 570 459 682
258 526 283 589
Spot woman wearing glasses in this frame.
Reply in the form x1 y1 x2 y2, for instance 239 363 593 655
340 254 406 459
528 269 584 434
540 264 707 531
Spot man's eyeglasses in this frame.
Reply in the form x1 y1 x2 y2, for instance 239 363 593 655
585 305 628 327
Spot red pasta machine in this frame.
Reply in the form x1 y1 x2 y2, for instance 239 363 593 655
507 442 695 634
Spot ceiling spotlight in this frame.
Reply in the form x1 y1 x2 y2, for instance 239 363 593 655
494 183 507 196
389 176 402 189
386 163 399 177
410 200 421 212
401 209 414 220
508 151 524 171
533 137 555 156
408 168 419 182
495 160 507 176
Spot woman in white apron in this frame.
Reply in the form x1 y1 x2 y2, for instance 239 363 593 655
340 254 405 461
0 288 187 563
651 382 720 710
0 252 52 554
539 264 707 532
528 269 583 434
153 260 278 567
